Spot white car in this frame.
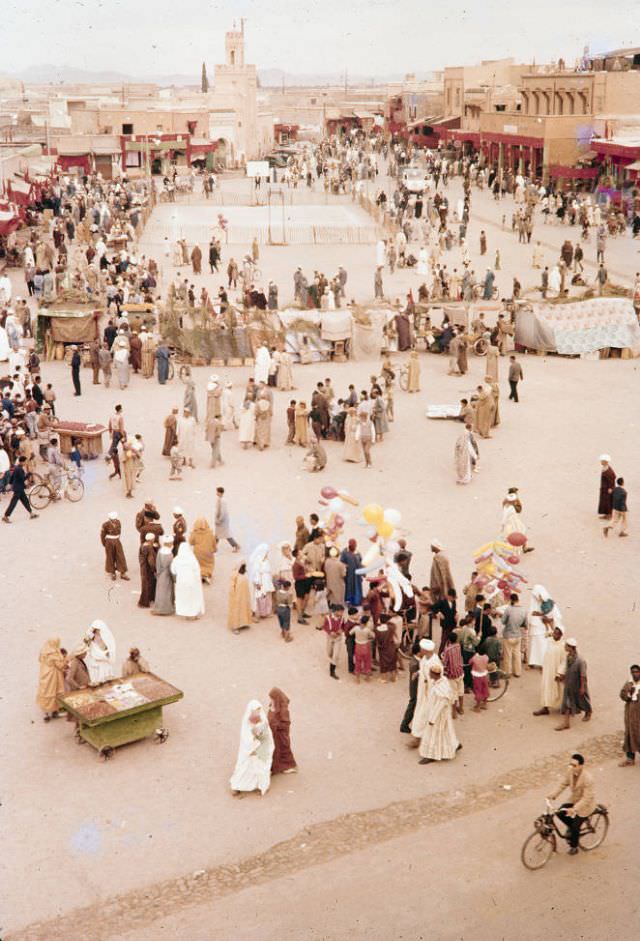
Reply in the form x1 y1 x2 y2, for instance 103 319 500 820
402 166 427 194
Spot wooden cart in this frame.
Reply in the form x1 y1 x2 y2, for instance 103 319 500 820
58 672 183 760
53 420 106 459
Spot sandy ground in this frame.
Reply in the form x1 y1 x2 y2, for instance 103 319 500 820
109 770 639 941
2 167 639 939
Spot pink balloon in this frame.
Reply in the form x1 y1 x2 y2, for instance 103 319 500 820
507 555 520 565
507 532 527 547
334 514 344 528
321 486 338 500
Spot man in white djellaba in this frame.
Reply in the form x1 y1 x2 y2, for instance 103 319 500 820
254 343 272 384
230 700 274 796
418 662 460 764
83 620 117 686
177 407 197 468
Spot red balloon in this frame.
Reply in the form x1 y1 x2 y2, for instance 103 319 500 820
497 579 508 590
507 555 520 565
320 486 337 500
507 532 527 547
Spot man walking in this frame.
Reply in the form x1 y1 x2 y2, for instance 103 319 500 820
508 355 523 402
2 456 38 523
603 477 628 538
214 486 240 551
619 664 640 766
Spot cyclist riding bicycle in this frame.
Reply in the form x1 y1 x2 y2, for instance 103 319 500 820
547 753 596 855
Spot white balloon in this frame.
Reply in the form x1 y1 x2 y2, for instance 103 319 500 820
328 497 344 513
385 540 400 555
365 525 377 538
384 508 402 527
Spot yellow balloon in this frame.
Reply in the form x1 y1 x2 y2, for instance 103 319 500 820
377 520 394 539
363 503 384 525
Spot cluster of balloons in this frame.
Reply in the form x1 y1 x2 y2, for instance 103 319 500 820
472 533 528 602
319 486 359 544
315 487 411 610
362 503 402 541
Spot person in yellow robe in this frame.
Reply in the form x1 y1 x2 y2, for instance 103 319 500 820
228 562 253 633
37 637 66 721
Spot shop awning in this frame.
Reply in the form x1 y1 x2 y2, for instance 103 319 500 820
625 160 640 171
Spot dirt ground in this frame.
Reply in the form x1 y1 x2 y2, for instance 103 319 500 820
2 168 639 940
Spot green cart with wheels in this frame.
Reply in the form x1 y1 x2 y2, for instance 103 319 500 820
58 672 184 760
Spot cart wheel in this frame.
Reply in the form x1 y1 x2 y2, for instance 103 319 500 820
154 727 169 744
99 745 115 761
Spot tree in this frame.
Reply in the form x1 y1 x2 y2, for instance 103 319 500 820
201 62 209 93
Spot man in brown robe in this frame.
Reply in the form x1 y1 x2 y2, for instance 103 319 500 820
429 542 455 604
598 455 615 518
191 244 202 275
172 507 187 556
619 664 640 766
162 409 179 456
473 384 493 438
65 647 89 691
136 501 164 544
129 332 142 373
138 533 157 608
100 512 130 580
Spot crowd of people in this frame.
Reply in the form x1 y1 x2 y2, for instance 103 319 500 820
0 129 634 822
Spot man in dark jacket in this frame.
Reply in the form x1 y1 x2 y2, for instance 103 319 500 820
2 456 38 522
70 345 82 396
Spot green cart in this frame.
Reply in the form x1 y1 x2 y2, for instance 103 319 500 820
58 672 184 760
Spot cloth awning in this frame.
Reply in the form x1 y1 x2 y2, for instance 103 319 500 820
549 165 599 179
625 160 640 171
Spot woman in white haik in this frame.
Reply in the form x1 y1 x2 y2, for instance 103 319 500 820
527 585 563 669
248 543 275 618
83 620 117 686
230 700 274 797
170 543 205 619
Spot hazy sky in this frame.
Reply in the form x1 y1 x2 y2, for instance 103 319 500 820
2 0 637 77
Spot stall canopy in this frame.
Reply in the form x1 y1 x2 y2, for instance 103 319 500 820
515 298 640 355
38 307 98 343
0 208 20 236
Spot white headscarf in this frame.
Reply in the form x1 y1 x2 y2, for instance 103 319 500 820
528 584 564 630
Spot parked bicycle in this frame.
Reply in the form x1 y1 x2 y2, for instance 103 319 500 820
29 468 85 510
521 800 609 870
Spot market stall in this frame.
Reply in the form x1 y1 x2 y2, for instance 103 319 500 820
37 304 100 358
53 420 106 459
58 672 184 759
515 298 640 357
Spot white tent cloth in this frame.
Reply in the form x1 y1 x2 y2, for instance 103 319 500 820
515 298 640 355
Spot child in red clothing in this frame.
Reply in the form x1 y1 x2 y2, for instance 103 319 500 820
470 651 489 711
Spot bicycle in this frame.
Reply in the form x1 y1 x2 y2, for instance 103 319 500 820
521 800 609 870
28 468 85 510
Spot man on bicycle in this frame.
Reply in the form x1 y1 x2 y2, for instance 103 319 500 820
547 753 596 855
46 437 66 498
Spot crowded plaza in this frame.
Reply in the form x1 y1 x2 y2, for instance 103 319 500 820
2 14 640 941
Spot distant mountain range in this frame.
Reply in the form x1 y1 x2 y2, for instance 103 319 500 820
5 64 436 88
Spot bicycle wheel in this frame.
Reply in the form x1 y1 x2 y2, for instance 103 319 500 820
474 338 488 356
579 810 609 850
487 671 509 702
521 831 555 870
178 365 191 383
29 484 51 511
65 478 85 503
167 360 175 381
399 370 409 392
